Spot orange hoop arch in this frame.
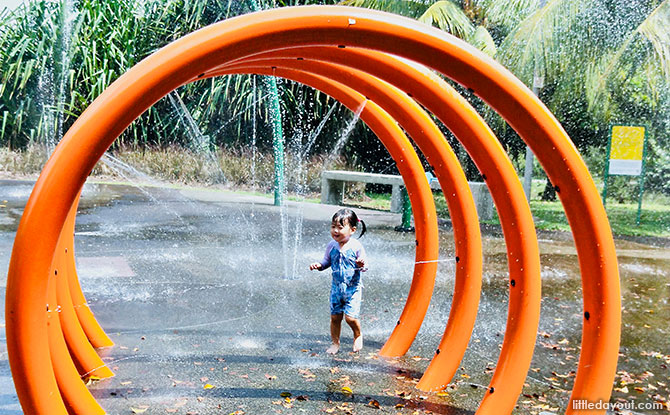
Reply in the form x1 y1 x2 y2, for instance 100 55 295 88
221 51 541 399
6 6 619 415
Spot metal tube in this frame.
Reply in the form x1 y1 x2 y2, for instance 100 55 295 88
48 234 106 415
220 51 538 398
220 59 477 369
5 7 619 414
63 196 114 348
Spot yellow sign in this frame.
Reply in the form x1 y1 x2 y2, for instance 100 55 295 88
610 126 645 160
609 126 645 176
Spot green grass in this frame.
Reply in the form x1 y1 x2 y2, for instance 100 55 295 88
4 145 668 239
345 192 392 211
493 200 670 238
350 189 670 239
520 200 670 238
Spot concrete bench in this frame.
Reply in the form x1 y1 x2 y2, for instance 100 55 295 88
321 170 494 221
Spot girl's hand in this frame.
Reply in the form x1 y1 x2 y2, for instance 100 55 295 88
309 262 323 271
355 257 366 270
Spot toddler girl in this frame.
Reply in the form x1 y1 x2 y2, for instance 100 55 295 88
310 208 367 354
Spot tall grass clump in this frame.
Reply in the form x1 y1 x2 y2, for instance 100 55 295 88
1 0 347 157
89 146 356 195
0 144 49 176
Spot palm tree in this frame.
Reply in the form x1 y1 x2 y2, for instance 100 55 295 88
0 0 346 153
0 0 61 148
490 0 669 122
341 0 670 196
490 0 669 198
342 0 496 54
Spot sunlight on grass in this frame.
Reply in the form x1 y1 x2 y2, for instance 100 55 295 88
524 201 670 238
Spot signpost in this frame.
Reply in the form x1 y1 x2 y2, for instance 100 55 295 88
602 125 647 225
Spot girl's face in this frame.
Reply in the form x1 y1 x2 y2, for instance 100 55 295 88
331 220 356 244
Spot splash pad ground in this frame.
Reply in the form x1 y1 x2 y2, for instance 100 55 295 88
2 179 668 414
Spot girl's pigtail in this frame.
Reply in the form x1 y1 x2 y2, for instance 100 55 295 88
332 208 366 238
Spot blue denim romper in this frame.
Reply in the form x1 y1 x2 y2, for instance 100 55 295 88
320 239 366 319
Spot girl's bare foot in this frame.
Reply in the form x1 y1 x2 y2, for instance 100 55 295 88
353 336 363 352
326 343 340 354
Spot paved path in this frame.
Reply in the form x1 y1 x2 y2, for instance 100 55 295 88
1 180 669 414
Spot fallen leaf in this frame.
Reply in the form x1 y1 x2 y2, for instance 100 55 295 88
85 376 101 386
367 399 380 408
341 386 353 395
203 384 215 390
130 406 149 414
280 392 292 398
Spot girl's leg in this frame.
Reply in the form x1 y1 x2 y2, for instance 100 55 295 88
328 313 343 354
345 314 363 352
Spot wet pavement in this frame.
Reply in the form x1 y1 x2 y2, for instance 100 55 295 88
1 179 669 414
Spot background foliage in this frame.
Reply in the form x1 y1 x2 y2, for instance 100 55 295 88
1 0 669 197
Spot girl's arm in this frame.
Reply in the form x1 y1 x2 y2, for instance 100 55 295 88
309 241 334 271
355 244 367 269
355 256 366 269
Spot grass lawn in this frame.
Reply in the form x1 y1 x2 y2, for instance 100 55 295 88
350 191 670 239
528 200 670 238
83 178 670 239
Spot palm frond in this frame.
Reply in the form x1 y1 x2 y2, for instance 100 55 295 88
587 0 670 113
468 24 496 56
495 0 587 85
340 0 429 19
1 6 15 29
418 1 474 38
638 0 670 79
476 0 539 31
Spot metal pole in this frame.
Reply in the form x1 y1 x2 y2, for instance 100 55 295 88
523 74 543 201
523 0 547 202
250 0 284 206
602 126 613 207
268 74 285 206
522 146 534 201
636 128 648 226
401 187 412 229
395 187 414 232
